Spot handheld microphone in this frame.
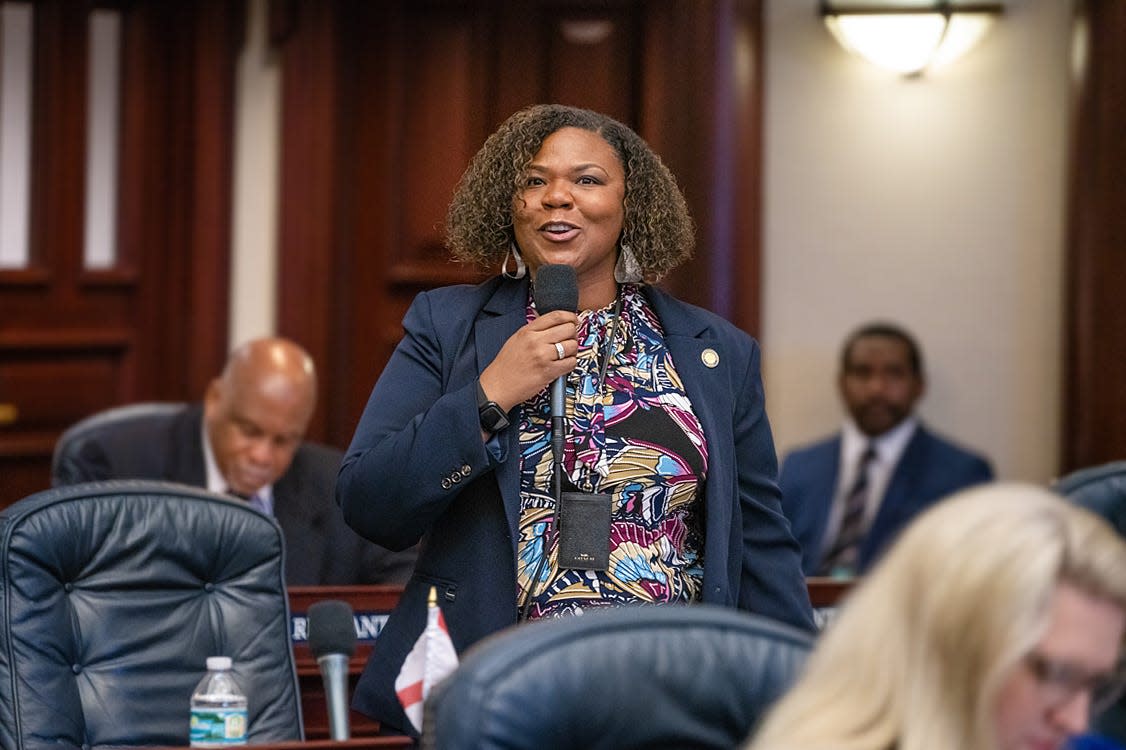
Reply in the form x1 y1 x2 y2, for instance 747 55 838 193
533 264 579 489
307 600 357 741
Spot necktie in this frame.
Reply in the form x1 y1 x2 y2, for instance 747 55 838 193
227 488 269 515
820 445 877 577
246 493 269 515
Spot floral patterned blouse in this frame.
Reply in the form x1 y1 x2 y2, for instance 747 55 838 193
516 283 709 619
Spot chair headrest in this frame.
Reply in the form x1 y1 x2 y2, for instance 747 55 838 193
1053 461 1126 537
51 402 189 483
423 604 813 750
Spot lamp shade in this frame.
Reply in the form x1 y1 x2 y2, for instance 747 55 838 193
821 2 1002 76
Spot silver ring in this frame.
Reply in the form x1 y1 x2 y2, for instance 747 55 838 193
554 342 566 361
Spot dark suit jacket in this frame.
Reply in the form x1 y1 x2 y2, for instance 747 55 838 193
61 404 417 586
780 424 994 575
338 275 815 735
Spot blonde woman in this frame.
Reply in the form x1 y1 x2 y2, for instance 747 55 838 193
749 483 1126 750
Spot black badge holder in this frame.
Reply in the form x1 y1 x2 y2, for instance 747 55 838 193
557 491 611 570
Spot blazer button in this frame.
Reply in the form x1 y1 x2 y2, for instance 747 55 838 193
441 478 451 490
460 464 471 476
451 473 462 484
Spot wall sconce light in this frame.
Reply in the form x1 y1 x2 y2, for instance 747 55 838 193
820 2 1003 76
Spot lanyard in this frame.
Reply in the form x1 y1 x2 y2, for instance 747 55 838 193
595 291 625 399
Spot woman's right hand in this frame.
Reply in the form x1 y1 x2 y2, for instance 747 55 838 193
479 310 578 412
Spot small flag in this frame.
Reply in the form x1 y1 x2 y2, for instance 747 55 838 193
394 586 459 733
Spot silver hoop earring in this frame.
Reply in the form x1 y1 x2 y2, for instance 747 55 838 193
503 243 527 279
614 244 643 284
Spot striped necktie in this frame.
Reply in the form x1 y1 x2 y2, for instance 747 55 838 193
820 445 877 577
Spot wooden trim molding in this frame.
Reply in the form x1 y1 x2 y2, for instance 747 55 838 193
1062 0 1126 471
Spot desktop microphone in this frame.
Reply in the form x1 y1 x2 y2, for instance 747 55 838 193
533 264 579 478
307 600 357 741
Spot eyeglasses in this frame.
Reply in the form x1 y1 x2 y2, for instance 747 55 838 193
1024 650 1126 716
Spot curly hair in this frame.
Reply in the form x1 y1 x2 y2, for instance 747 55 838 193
445 104 695 281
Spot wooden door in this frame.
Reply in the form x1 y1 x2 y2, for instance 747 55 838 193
0 0 240 508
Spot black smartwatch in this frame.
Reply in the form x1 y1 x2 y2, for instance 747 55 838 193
476 379 510 433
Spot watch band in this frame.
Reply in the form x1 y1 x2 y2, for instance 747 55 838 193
476 379 510 432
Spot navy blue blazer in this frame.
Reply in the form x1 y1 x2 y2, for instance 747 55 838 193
780 424 994 575
338 275 815 734
64 404 417 586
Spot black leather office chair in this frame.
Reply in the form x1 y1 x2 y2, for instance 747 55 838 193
1054 460 1126 537
421 604 814 750
51 402 188 487
0 480 304 750
1054 461 1126 745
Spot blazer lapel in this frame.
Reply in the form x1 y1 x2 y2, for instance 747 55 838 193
877 426 926 519
644 288 734 534
863 425 927 565
644 286 722 436
475 280 528 373
806 438 842 573
474 278 530 540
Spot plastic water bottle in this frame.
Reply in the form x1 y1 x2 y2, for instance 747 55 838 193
189 656 248 746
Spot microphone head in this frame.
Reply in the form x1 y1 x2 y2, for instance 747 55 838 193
307 600 357 658
533 264 578 314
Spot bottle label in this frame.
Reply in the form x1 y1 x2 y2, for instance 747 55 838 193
190 708 248 746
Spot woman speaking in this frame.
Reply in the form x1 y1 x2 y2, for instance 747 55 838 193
337 103 813 736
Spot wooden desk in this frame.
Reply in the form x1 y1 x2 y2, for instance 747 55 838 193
248 740 412 749
287 578 855 738
804 576 854 608
288 586 401 741
804 576 855 629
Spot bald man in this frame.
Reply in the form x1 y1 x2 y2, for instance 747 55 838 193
61 337 417 586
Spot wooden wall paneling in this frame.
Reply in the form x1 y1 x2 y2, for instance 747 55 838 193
544 6 640 122
276 0 344 444
0 1 239 508
116 1 182 404
0 3 95 507
181 0 241 397
103 0 238 402
730 0 764 338
275 0 767 452
276 1 494 448
397 4 488 270
639 0 763 335
31 1 87 281
638 1 710 313
492 6 544 129
1063 0 1126 471
0 335 129 504
113 1 165 403
342 2 490 445
334 0 402 449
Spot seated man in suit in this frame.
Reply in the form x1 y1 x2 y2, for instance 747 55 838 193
61 336 417 586
780 322 993 577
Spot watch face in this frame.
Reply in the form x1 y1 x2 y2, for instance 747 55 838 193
479 402 509 432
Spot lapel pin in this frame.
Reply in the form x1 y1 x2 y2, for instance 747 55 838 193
701 348 719 368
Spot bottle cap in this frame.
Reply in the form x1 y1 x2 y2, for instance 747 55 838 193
206 656 232 671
